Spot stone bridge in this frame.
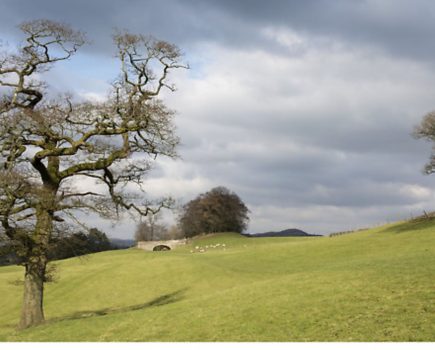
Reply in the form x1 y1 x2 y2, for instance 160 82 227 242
137 239 188 251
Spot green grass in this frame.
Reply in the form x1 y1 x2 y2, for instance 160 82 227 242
0 219 434 341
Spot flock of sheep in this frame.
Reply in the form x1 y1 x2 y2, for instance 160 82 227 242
190 243 227 253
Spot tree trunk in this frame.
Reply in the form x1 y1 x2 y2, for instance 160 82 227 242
19 262 46 329
18 208 52 329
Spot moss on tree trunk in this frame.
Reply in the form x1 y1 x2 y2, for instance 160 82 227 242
19 262 46 329
18 209 52 329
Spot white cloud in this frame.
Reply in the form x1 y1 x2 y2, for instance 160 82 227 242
261 26 305 50
77 91 107 103
399 184 433 201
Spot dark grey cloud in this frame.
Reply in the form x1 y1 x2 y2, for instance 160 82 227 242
189 0 435 62
0 0 207 54
2 0 435 61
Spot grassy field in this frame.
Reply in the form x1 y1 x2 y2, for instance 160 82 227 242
0 218 434 341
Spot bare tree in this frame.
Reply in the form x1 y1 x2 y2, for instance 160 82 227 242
134 212 167 241
0 20 186 329
414 111 435 174
165 224 185 240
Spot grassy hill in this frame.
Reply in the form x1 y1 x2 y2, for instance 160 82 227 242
0 218 434 341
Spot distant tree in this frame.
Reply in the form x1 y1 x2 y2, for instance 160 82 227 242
179 187 249 237
178 197 204 237
0 20 186 328
165 224 185 240
48 231 89 260
87 228 111 252
414 111 435 174
0 232 19 265
135 213 167 241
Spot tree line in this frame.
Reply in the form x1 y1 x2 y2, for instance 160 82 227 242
0 228 113 266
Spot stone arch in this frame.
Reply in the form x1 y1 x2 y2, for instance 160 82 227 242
153 245 171 251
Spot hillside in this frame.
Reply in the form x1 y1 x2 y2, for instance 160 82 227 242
0 218 434 341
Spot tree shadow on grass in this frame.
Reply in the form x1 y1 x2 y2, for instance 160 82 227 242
47 288 187 324
380 218 435 234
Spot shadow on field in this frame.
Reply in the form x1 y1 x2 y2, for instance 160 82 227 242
48 288 187 324
380 218 435 234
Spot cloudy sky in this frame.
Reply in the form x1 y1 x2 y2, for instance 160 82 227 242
1 0 435 236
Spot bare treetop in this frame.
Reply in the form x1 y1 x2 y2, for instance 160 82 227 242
113 31 188 97
0 20 86 110
414 111 435 174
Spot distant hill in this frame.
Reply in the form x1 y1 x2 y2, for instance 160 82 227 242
110 238 136 248
243 228 321 237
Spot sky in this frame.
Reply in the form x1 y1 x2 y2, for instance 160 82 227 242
1 0 435 237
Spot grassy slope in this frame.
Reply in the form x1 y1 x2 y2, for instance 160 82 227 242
0 219 434 341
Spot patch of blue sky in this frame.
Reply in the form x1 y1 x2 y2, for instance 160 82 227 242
40 51 119 98
182 47 209 80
